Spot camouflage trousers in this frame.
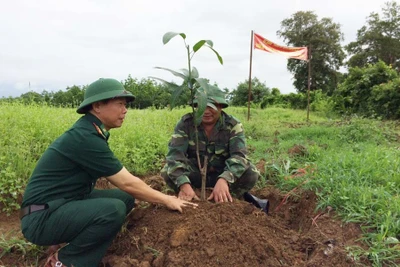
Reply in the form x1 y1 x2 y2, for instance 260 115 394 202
161 161 259 198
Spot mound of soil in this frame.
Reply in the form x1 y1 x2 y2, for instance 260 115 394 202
0 176 371 267
102 177 370 267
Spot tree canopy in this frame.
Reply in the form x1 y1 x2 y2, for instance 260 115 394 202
346 1 400 70
277 11 345 95
333 60 400 118
229 77 270 106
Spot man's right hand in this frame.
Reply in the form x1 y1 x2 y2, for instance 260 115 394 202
178 183 200 201
164 195 198 213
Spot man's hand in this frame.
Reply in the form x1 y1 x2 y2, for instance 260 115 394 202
164 195 198 213
208 178 233 203
107 168 198 212
178 183 200 201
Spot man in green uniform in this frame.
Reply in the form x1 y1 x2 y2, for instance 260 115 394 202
161 86 259 203
20 78 197 267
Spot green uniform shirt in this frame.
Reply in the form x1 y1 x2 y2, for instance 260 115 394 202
163 111 252 188
21 113 123 207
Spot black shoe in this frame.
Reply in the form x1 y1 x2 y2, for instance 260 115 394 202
243 192 269 214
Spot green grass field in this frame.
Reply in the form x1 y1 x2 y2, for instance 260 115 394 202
0 102 399 266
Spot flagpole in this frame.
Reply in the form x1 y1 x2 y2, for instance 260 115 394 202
247 30 254 121
306 45 311 122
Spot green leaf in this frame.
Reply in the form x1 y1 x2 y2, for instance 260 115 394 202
192 67 199 78
208 46 223 65
149 77 183 110
170 85 184 109
189 78 198 91
205 40 214 47
154 67 187 80
195 78 210 92
180 68 189 77
193 40 206 52
193 40 214 52
148 77 180 89
194 88 207 125
162 32 186 45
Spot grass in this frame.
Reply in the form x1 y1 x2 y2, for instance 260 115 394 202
0 102 399 266
0 231 43 265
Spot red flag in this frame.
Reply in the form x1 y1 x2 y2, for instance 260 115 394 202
253 33 308 61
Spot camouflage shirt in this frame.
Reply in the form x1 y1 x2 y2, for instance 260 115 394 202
164 111 253 188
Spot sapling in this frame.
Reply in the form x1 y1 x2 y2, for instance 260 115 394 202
152 32 223 200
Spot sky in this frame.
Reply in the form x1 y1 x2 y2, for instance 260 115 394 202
0 0 391 98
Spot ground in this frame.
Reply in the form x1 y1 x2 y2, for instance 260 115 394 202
0 175 371 267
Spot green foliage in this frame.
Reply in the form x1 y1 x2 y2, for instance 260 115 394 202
0 233 43 259
312 142 400 265
0 102 77 213
5 85 86 109
337 118 386 144
1 62 398 123
309 90 336 117
110 108 188 175
370 77 400 119
152 31 224 125
257 117 400 265
19 91 44 105
260 89 335 117
346 1 400 69
277 11 345 95
0 156 23 215
229 77 271 106
123 76 174 109
281 93 307 109
334 60 399 118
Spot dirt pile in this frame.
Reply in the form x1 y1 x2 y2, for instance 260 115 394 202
102 178 370 267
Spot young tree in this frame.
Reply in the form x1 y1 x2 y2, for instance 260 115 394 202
277 11 345 95
346 1 400 70
153 32 223 200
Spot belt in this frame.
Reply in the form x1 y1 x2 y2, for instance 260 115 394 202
20 204 48 219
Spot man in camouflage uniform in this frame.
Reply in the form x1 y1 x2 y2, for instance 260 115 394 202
161 86 259 203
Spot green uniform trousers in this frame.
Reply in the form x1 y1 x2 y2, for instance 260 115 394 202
161 161 259 197
21 189 135 267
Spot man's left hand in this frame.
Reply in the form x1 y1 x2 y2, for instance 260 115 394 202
208 178 233 203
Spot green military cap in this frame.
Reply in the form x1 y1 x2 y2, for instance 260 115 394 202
193 85 229 110
77 78 135 114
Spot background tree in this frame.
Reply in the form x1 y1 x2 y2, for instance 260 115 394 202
346 1 400 70
64 85 84 107
124 76 173 109
39 90 53 104
370 75 400 119
333 61 398 117
49 85 85 107
277 11 345 95
19 91 44 104
230 77 270 106
51 90 69 107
